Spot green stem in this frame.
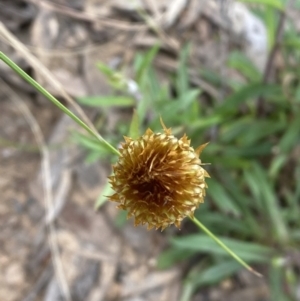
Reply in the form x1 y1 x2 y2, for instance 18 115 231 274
0 51 120 156
190 216 263 278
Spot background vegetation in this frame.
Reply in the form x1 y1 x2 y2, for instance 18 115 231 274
75 2 300 300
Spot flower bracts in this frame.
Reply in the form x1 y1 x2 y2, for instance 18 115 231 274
108 121 209 230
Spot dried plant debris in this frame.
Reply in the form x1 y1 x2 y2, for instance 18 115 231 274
0 0 37 31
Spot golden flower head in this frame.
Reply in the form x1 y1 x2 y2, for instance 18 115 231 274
108 119 209 230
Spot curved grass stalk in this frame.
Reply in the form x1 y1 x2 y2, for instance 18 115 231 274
0 51 120 157
190 216 263 277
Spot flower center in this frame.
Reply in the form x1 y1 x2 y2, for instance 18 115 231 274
131 174 173 206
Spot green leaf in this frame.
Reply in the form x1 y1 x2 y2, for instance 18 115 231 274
128 110 140 139
217 170 263 237
227 51 262 82
95 180 113 209
222 142 273 157
207 179 241 216
205 151 250 168
160 89 200 118
269 259 294 301
180 260 242 301
237 0 284 10
97 62 127 90
291 230 300 241
250 163 289 243
264 6 277 49
279 117 300 153
176 44 190 97
221 117 251 143
189 260 242 287
72 132 113 156
178 89 201 110
85 151 102 164
97 62 116 78
282 182 300 226
269 154 288 179
115 210 128 228
221 118 285 145
218 83 282 115
171 234 273 262
199 68 224 87
134 47 161 122
238 120 284 146
283 36 300 49
198 212 254 236
244 168 265 211
157 248 195 269
189 115 222 131
136 45 160 84
77 95 135 107
295 86 300 103
187 99 200 123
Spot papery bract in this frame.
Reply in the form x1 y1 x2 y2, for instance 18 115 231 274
108 121 209 230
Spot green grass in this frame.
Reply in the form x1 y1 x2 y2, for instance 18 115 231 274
75 7 300 298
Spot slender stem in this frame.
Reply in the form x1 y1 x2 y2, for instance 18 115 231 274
0 51 120 156
190 216 263 278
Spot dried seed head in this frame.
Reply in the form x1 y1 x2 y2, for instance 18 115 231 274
108 121 209 230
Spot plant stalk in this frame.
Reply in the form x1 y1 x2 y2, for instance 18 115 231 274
0 51 120 156
190 216 263 277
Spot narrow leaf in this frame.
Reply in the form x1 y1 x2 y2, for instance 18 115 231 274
228 51 262 82
128 109 140 139
207 179 241 216
157 248 194 269
190 260 242 287
171 234 273 263
95 180 113 209
77 96 135 107
237 0 284 10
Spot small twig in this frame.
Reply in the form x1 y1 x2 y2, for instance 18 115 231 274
22 266 53 301
75 249 117 263
45 170 71 224
136 7 180 51
0 34 116 58
25 0 147 30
